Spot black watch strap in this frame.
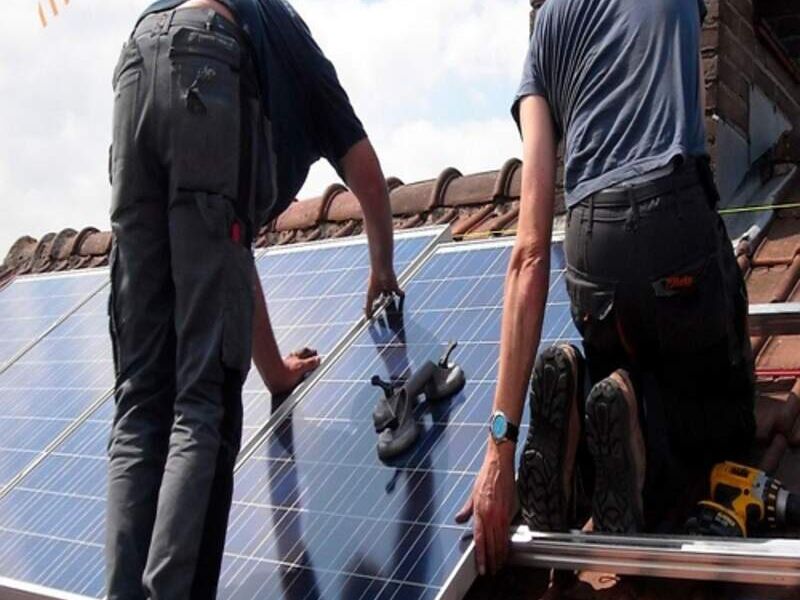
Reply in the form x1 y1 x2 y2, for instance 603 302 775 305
506 421 519 443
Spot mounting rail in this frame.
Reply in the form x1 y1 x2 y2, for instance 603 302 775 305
749 302 800 337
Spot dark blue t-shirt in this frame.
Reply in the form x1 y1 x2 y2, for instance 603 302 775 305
141 0 366 221
513 0 708 207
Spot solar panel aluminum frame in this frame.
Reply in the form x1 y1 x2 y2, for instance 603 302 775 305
509 527 800 587
0 576 94 600
0 271 109 375
236 225 452 465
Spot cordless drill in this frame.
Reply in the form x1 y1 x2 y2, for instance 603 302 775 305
686 462 800 537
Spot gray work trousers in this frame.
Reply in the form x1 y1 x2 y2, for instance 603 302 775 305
106 8 263 599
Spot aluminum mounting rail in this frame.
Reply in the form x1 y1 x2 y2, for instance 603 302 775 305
509 527 800 586
749 302 800 337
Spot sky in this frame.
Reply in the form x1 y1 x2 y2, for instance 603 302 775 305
0 0 530 256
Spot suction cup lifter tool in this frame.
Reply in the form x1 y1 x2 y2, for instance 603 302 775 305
371 342 466 462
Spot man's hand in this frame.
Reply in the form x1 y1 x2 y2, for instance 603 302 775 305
268 348 321 396
365 266 403 318
455 442 516 576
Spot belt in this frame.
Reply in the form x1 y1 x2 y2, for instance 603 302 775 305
135 7 246 46
587 161 702 209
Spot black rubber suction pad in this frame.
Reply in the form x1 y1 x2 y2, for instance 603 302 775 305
376 389 419 461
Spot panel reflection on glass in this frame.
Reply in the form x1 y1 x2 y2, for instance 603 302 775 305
0 400 113 597
0 272 107 366
0 285 113 489
241 232 439 448
220 241 579 600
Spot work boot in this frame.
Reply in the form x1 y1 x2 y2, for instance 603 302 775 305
519 344 585 531
585 370 646 533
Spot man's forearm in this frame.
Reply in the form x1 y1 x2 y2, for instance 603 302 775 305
251 264 286 390
493 245 550 428
340 138 394 271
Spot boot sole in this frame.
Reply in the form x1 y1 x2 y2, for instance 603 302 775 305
585 379 644 533
518 344 582 532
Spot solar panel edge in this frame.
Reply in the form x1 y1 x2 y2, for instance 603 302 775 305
259 226 452 258
0 276 109 376
235 226 452 468
0 574 97 600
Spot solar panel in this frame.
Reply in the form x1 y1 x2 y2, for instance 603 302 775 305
242 228 446 448
0 230 444 599
0 276 111 493
0 272 107 369
218 239 579 600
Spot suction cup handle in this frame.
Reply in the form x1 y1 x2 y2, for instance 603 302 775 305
439 341 459 367
371 375 398 399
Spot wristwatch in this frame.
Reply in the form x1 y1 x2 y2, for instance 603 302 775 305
489 410 519 445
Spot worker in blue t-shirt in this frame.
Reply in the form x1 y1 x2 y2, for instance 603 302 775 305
457 0 755 584
105 1 401 597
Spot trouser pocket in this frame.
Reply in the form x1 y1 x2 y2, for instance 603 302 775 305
169 27 242 200
650 253 728 355
565 268 618 350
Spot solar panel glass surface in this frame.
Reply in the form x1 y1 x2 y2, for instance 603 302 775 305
0 272 107 368
0 232 441 598
218 240 580 600
242 230 442 447
0 277 111 491
0 400 113 598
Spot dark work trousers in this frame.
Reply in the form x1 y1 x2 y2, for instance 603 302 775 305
564 166 756 530
106 8 267 599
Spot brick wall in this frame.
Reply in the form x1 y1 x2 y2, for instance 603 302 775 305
527 0 800 165
708 0 800 155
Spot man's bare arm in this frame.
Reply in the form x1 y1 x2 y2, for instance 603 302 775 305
251 265 320 395
339 138 402 316
456 95 558 575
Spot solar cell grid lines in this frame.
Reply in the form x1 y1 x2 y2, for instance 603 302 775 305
0 274 112 493
241 229 444 449
0 400 113 599
0 271 107 370
219 239 579 600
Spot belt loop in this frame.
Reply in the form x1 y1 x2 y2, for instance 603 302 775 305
587 196 595 236
205 8 215 31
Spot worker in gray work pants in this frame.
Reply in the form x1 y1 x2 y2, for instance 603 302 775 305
106 1 401 598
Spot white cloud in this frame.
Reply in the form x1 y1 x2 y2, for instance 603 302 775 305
0 0 530 257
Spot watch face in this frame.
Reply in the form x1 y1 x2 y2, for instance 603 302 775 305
490 413 507 440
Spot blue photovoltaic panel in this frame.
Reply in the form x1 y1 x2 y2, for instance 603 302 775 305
0 272 107 368
0 231 441 599
242 229 442 447
0 278 112 491
0 399 113 598
218 240 580 600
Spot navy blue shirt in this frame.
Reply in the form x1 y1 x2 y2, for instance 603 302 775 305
141 0 367 221
513 0 708 207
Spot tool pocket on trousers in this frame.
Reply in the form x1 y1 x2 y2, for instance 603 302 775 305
651 254 728 355
565 268 617 350
222 240 254 375
170 27 242 200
